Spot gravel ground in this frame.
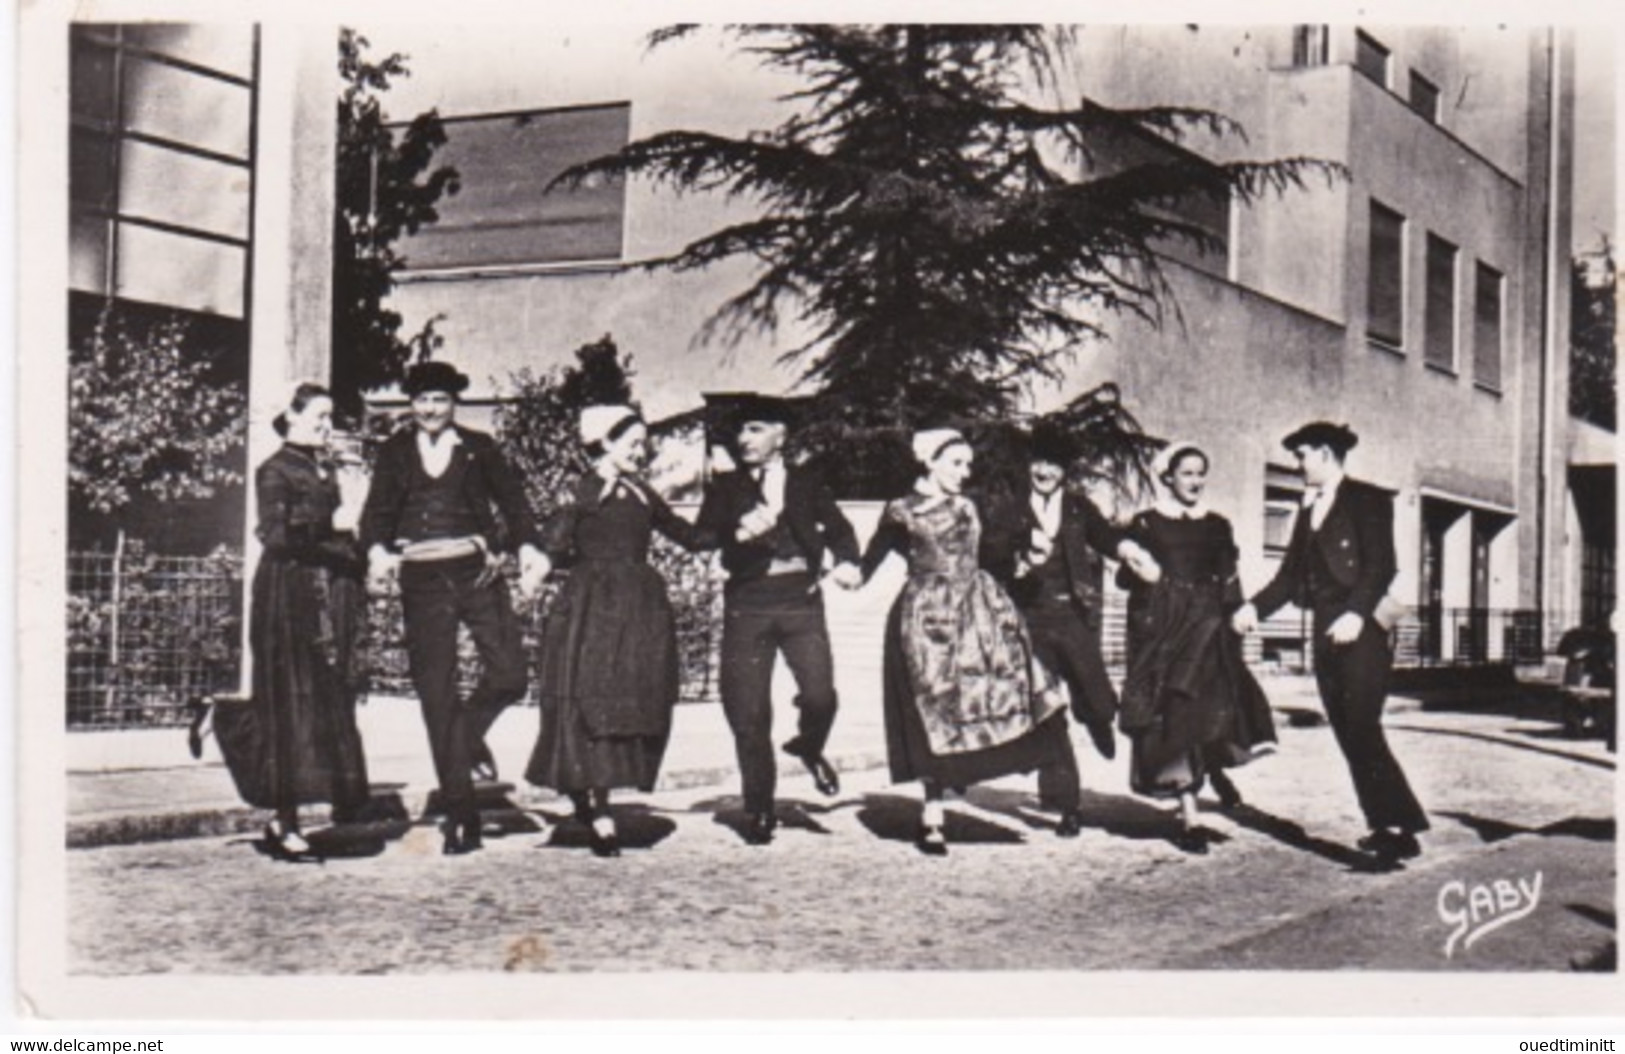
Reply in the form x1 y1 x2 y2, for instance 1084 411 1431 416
67 710 1614 975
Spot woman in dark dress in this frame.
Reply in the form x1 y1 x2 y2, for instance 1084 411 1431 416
1118 443 1277 853
525 405 710 857
859 429 1072 856
212 384 370 860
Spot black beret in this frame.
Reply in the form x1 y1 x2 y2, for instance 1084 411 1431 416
703 392 804 431
1025 421 1077 466
1282 421 1358 456
402 361 471 398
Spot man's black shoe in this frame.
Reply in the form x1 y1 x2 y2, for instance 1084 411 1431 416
1083 719 1117 761
1357 829 1421 862
744 811 777 846
1055 809 1084 838
783 742 840 796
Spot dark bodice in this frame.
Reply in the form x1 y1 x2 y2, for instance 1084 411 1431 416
861 494 983 582
1120 509 1242 611
542 476 708 566
255 445 359 569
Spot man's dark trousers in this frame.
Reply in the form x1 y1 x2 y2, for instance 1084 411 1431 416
718 574 838 815
1022 596 1101 812
400 554 528 823
1312 616 1428 833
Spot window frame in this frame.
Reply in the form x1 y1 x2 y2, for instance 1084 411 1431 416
1366 198 1407 351
1424 231 1460 375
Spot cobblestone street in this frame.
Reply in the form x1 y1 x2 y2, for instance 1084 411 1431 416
68 707 1614 975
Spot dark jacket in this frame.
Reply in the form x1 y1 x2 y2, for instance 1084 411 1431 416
1252 476 1397 623
980 489 1122 626
359 424 541 555
255 446 362 573
693 465 860 582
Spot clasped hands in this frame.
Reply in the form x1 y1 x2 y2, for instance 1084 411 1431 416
1229 603 1363 645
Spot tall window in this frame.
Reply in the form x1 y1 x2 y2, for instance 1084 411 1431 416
1473 262 1503 390
1425 233 1458 372
396 104 632 271
1409 71 1440 123
69 24 256 319
1292 25 1330 67
1355 31 1390 88
1367 200 1405 348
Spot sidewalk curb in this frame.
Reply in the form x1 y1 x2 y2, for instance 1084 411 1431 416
66 750 894 850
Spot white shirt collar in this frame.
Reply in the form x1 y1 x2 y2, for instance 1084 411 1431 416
416 427 461 478
1031 488 1063 536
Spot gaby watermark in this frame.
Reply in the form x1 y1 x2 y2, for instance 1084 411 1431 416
1437 870 1543 958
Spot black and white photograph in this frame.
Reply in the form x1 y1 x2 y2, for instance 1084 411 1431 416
9 0 1623 1027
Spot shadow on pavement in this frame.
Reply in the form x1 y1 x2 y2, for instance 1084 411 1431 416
1435 810 1615 845
529 803 678 852
687 795 843 842
1219 802 1388 872
854 792 1025 845
1388 723 1615 770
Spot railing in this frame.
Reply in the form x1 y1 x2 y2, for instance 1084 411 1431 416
66 543 723 730
64 544 1579 729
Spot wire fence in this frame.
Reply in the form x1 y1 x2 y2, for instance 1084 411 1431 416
65 545 1576 730
66 542 723 729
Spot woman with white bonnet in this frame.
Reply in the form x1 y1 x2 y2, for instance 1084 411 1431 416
524 404 711 857
857 428 1073 856
1117 441 1277 853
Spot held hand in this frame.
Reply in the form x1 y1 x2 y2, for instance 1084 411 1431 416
331 502 361 535
1326 612 1365 645
474 550 505 589
735 504 777 542
1230 603 1259 636
517 547 552 602
1125 551 1162 584
366 547 401 594
827 562 862 591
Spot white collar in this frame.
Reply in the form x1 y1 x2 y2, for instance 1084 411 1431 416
1305 471 1345 506
416 427 461 449
595 464 648 504
1156 495 1210 520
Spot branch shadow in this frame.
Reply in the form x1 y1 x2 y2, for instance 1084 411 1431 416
1434 810 1615 846
1220 802 1390 872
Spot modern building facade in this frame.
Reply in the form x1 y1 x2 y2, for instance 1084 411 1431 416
383 24 1602 666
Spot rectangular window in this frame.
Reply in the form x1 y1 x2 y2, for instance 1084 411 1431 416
1425 233 1458 372
398 103 632 270
1474 262 1503 390
1367 200 1405 347
1355 31 1390 88
1292 25 1329 67
1409 71 1440 122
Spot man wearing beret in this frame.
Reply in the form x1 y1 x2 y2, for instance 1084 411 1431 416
980 421 1160 836
361 361 549 855
1232 421 1428 868
694 394 863 845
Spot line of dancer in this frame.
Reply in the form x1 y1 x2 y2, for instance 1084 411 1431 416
198 360 1426 870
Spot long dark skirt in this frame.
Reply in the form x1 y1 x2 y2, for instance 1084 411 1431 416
216 556 369 811
1121 579 1276 799
526 560 678 793
881 598 1076 788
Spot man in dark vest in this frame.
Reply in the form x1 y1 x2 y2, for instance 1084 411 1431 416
1232 421 1427 868
981 422 1158 834
694 394 862 845
361 361 547 855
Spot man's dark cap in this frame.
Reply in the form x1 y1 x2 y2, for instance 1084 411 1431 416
1282 421 1358 456
402 361 471 398
1024 420 1077 466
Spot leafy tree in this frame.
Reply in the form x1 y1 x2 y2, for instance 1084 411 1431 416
331 27 461 419
554 25 1339 493
68 307 247 522
1570 240 1616 432
494 334 637 516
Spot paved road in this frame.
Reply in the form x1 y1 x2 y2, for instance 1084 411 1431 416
68 709 1614 974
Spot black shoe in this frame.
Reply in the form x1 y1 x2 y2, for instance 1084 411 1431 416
743 811 777 846
915 824 948 856
185 697 213 760
589 826 622 858
264 820 318 862
1357 829 1421 862
1210 771 1243 811
1055 809 1084 838
783 742 840 796
442 817 483 856
1082 718 1117 761
1173 827 1210 855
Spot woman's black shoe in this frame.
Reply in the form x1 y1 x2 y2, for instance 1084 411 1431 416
264 820 318 862
1210 771 1243 811
185 697 213 760
1174 827 1210 855
589 828 622 858
915 824 948 856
